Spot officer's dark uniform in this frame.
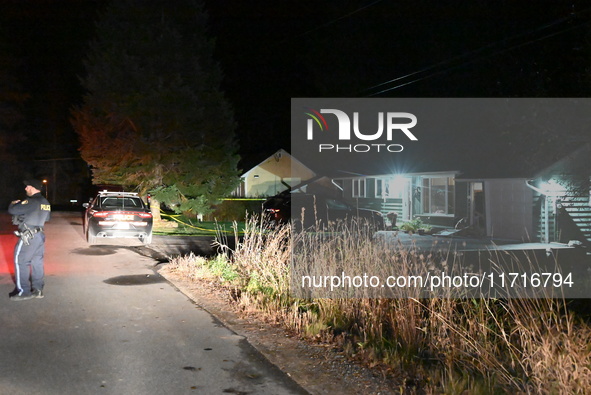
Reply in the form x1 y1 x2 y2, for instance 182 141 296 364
8 180 51 300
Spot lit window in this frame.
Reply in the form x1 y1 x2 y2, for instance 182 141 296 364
421 177 454 214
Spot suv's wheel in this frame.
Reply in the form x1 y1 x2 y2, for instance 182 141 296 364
87 227 97 245
142 231 153 245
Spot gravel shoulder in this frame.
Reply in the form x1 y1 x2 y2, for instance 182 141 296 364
157 264 401 395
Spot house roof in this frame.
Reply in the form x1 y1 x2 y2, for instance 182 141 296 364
259 140 590 183
534 143 591 180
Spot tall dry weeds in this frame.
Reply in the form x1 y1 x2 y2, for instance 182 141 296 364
167 216 591 393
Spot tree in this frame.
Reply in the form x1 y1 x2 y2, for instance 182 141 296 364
72 0 240 217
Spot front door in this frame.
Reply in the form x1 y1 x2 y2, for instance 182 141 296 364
469 182 486 234
385 177 411 222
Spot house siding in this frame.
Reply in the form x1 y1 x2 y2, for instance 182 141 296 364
235 149 316 197
484 179 533 241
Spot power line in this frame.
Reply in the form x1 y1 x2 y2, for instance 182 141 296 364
364 7 591 96
291 0 385 40
269 0 384 48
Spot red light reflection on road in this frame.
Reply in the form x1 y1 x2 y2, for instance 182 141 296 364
0 235 15 276
0 234 16 290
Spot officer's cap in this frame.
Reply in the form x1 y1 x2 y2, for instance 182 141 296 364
23 179 44 190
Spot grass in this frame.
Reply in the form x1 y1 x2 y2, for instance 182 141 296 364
166 216 591 393
153 213 246 236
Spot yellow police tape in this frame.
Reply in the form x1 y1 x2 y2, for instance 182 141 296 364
156 197 264 234
160 213 234 234
221 198 265 201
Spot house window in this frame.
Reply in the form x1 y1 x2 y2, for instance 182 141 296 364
422 176 454 214
352 179 366 198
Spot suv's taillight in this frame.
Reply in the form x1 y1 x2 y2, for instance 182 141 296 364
137 213 152 219
91 211 110 218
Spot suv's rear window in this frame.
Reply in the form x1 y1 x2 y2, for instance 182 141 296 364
100 197 143 208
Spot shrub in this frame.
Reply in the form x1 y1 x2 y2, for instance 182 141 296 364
205 199 264 222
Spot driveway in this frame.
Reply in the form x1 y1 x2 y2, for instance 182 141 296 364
0 212 305 394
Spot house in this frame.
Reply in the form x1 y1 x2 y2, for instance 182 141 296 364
332 146 591 245
233 149 316 197
333 170 561 242
332 172 525 235
236 145 591 247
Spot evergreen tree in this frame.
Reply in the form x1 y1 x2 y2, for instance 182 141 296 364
72 0 239 216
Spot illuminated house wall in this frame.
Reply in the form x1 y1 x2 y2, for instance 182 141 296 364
234 149 316 197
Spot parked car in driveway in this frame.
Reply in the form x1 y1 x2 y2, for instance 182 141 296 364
83 191 153 245
263 191 384 233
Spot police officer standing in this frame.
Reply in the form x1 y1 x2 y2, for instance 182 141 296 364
8 179 51 301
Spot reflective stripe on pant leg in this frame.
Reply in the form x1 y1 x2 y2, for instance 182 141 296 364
14 237 36 295
30 233 45 292
13 239 23 295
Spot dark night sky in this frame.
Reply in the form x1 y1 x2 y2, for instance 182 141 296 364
2 0 590 173
204 0 591 170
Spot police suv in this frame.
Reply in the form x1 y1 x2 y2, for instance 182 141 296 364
83 191 153 245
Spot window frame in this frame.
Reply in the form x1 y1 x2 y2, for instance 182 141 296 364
352 178 366 198
421 176 455 215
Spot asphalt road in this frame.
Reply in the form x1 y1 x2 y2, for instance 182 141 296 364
0 212 305 395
